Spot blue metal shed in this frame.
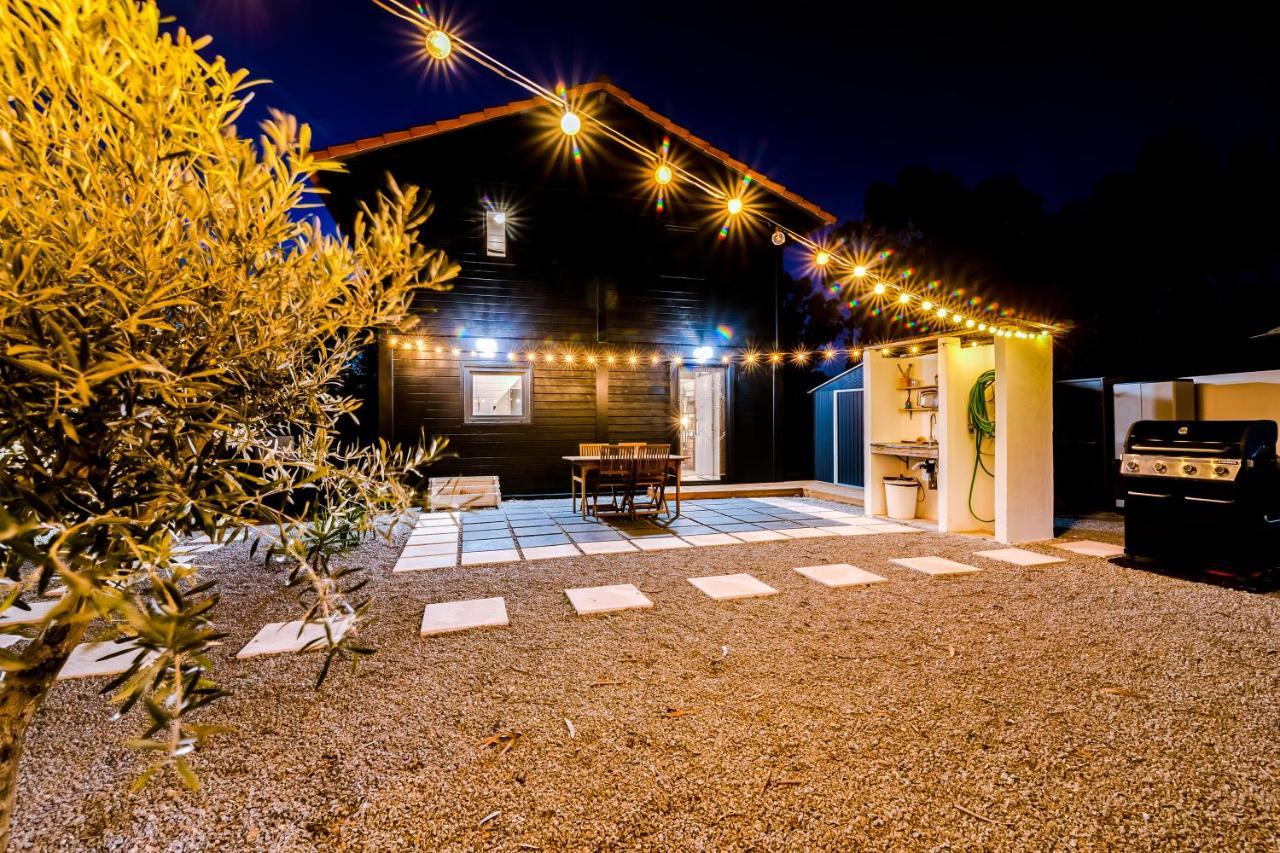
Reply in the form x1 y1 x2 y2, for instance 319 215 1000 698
810 365 865 487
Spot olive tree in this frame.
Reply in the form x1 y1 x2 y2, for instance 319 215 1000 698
0 0 455 841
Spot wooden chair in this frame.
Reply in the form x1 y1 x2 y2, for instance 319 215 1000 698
572 442 608 513
591 445 636 518
625 444 671 519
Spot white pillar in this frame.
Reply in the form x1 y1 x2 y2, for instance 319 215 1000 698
862 347 885 516
994 336 1054 543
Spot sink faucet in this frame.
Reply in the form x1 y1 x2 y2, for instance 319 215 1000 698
928 412 937 444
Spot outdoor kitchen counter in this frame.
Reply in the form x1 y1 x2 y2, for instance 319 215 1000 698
869 442 940 460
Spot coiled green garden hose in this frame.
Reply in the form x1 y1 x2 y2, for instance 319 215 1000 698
967 369 996 523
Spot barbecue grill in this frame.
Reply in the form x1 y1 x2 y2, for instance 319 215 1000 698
1120 420 1280 581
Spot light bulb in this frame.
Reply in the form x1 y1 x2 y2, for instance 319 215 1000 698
815 250 831 267
936 308 948 318
726 197 743 215
898 293 911 303
654 163 673 185
852 265 868 277
873 283 886 295
492 211 506 225
425 30 453 61
921 300 933 311
560 111 581 136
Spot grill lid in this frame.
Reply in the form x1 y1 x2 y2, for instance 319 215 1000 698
1124 420 1277 460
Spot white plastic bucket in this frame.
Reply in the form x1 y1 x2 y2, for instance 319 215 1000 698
884 476 921 520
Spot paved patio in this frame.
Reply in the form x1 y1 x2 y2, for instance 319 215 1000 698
394 496 923 571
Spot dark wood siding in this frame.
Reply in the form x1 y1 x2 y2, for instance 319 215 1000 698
392 351 596 495
608 364 675 445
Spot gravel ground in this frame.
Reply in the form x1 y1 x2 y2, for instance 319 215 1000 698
10 500 1280 851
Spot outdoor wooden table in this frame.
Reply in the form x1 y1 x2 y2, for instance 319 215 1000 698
562 454 691 520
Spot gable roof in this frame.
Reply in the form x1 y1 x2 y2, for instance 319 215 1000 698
313 80 836 226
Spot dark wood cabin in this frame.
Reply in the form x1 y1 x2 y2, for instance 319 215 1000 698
316 81 833 496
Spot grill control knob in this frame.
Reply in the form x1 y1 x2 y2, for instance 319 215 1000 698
1182 464 1197 475
1213 465 1229 476
1152 461 1167 474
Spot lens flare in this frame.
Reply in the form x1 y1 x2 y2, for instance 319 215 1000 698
726 197 743 215
560 111 581 135
654 163 673 185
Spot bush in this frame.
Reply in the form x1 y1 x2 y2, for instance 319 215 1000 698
0 0 456 839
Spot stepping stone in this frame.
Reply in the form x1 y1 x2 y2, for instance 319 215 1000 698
401 542 457 558
565 583 653 615
236 617 352 659
577 540 638 555
631 537 693 551
394 554 458 572
522 544 580 561
681 533 742 547
173 543 221 555
974 547 1065 566
779 527 836 539
732 529 788 543
415 517 458 529
0 600 56 627
688 573 778 600
407 531 458 545
890 556 981 577
1053 539 1125 558
874 523 924 534
420 597 508 636
794 563 888 588
462 549 521 565
57 640 157 681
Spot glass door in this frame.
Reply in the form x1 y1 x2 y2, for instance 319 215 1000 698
677 366 727 480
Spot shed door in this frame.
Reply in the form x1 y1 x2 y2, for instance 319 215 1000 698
834 389 864 488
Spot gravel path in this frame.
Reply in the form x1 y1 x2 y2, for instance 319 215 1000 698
10 501 1280 851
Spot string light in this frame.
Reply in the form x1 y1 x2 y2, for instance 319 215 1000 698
385 330 1040 367
560 111 582 136
814 250 831 267
873 283 886 295
371 0 1059 342
424 29 452 60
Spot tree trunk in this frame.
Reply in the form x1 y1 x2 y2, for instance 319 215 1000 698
0 620 85 850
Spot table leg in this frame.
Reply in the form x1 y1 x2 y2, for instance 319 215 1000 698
581 466 588 520
675 460 682 518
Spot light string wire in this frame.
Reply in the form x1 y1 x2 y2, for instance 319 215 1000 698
370 0 1059 344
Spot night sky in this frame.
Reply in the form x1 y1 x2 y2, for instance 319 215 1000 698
164 2 1275 223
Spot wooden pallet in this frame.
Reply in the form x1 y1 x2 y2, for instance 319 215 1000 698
428 475 502 510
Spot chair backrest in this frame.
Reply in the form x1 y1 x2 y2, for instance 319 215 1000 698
634 444 671 479
599 444 635 477
616 442 646 448
579 442 608 456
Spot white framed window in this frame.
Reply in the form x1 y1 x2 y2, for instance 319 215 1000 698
484 210 507 257
462 364 531 424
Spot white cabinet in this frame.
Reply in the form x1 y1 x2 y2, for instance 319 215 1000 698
1112 380 1195 459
